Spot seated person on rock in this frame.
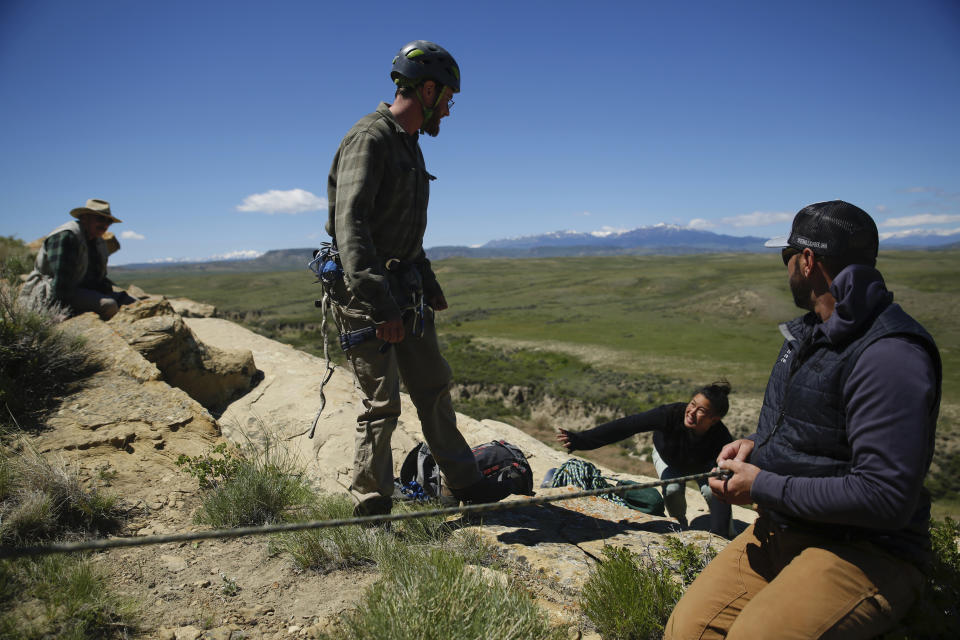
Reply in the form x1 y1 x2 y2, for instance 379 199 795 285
20 198 136 320
556 381 735 537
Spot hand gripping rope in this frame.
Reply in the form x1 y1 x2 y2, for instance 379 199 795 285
0 468 732 559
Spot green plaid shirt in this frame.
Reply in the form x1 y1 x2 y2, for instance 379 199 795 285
43 230 109 298
326 103 441 321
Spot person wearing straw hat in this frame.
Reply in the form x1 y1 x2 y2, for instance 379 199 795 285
20 198 136 319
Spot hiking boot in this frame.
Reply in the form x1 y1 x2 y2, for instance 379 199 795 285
437 483 461 508
451 476 505 505
353 495 392 518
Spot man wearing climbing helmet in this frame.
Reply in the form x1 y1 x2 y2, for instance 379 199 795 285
324 41 489 517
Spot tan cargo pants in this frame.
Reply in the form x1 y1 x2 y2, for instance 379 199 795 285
664 516 923 639
334 305 481 514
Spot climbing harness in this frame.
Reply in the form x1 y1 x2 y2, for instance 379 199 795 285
305 243 428 437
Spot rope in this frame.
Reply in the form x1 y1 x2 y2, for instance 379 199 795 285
549 458 630 508
307 292 336 439
0 469 730 559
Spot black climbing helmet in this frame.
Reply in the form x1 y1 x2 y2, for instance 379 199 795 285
391 40 460 93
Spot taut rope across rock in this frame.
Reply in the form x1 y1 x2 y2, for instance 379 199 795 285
0 469 729 559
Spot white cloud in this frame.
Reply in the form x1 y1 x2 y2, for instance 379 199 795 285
687 218 715 230
722 211 793 228
236 188 327 214
880 213 960 227
900 186 959 200
875 204 888 213
120 230 145 240
580 211 592 216
879 226 960 240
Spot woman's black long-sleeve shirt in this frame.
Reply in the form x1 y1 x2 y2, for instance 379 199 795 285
565 402 733 472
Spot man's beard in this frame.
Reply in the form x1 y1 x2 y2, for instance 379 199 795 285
790 267 814 311
420 110 441 137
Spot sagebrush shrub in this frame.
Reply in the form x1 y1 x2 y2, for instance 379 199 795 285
181 435 315 527
0 554 137 639
0 444 122 545
0 281 99 430
329 548 564 640
580 544 687 640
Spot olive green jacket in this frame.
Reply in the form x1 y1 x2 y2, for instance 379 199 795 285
326 103 443 322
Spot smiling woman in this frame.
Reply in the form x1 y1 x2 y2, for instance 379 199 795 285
557 380 735 537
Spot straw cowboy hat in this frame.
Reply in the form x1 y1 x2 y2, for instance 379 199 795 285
69 198 123 224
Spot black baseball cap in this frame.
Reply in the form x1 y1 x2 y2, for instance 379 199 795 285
765 200 879 264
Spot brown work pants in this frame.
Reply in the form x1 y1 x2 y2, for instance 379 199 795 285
664 516 923 640
335 306 481 513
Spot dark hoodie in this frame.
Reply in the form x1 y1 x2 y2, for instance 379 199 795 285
750 265 940 563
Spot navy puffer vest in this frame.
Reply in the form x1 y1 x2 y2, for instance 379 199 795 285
752 302 941 558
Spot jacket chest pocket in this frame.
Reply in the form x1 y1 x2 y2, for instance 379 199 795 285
385 160 419 194
389 160 431 210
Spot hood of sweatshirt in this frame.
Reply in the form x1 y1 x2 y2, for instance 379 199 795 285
818 264 894 346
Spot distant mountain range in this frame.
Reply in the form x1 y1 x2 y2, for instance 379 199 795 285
112 225 960 272
430 225 768 259
879 234 960 249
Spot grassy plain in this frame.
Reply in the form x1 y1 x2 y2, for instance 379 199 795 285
114 250 959 399
114 250 960 505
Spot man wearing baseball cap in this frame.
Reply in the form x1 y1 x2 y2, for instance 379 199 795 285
666 201 941 639
20 198 136 319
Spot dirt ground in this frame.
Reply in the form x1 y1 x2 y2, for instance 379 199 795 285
62 451 377 640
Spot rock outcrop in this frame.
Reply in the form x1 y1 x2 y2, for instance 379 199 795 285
30 302 757 636
168 297 217 318
35 313 221 506
186 316 758 591
109 299 257 413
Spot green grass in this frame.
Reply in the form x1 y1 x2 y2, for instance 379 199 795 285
0 443 123 545
0 441 134 639
0 236 34 282
112 250 960 398
580 543 691 640
325 548 565 640
274 493 497 572
890 517 960 639
0 555 137 640
178 435 316 527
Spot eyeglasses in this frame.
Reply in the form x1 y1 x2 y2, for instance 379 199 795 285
781 247 800 266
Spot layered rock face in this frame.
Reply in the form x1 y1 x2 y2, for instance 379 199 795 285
108 299 257 413
35 301 756 630
187 316 758 597
34 312 222 501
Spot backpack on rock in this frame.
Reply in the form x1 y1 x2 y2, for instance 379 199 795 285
396 440 535 504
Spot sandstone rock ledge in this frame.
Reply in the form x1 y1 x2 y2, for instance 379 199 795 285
186 317 758 594
31 306 756 635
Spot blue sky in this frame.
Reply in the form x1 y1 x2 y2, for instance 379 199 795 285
1 0 958 264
